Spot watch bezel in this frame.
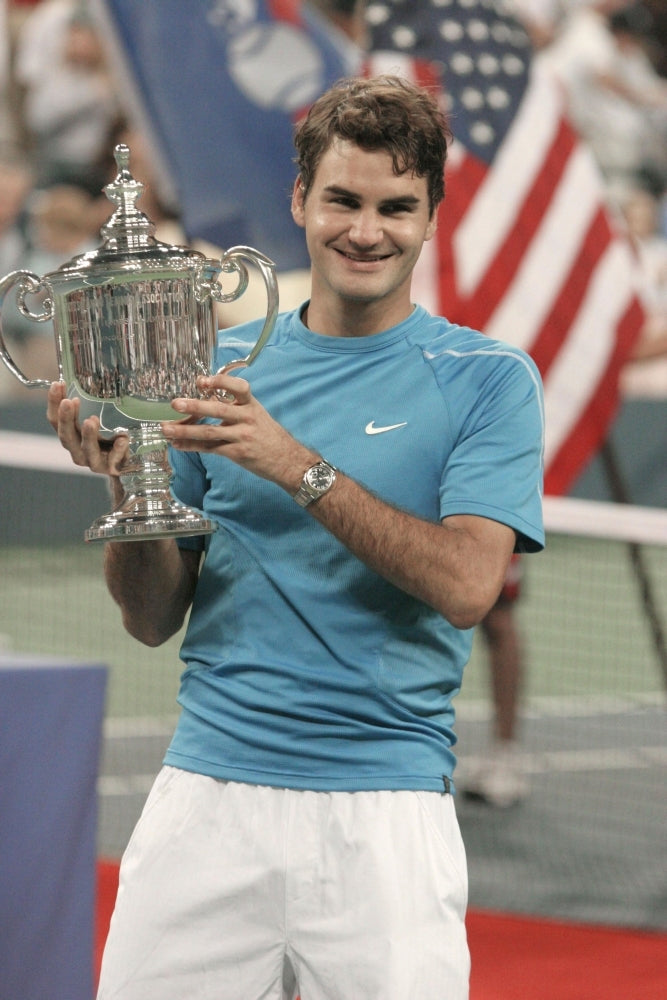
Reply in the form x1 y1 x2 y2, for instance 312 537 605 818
305 464 336 491
293 460 337 507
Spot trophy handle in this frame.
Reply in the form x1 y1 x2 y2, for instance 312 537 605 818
0 269 57 389
213 245 279 376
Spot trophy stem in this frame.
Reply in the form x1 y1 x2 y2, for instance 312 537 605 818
84 424 216 542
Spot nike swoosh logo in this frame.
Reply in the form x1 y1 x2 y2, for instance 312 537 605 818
365 421 408 435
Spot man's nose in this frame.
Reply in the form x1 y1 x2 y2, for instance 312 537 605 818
348 209 382 245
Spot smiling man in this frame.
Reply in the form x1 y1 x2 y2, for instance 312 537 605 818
293 142 437 324
49 75 544 1000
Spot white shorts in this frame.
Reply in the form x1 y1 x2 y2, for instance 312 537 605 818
98 767 470 1000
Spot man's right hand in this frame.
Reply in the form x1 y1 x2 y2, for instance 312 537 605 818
47 381 199 645
47 381 129 476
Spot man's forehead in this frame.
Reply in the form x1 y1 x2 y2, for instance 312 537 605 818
315 139 427 193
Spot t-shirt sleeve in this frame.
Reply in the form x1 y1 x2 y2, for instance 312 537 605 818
439 347 545 552
170 446 211 552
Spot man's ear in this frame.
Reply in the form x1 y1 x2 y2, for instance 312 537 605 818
425 210 438 242
291 178 306 228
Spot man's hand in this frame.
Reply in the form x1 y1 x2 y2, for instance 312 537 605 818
161 372 317 494
46 381 129 476
47 381 199 646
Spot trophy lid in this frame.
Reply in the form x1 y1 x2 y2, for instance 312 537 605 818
44 143 210 283
99 143 158 252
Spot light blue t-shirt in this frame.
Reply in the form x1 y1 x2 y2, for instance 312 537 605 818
164 305 545 792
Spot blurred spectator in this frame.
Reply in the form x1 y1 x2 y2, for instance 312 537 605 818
0 182 101 398
0 0 12 149
508 0 566 49
0 152 33 400
23 182 101 274
543 1 667 204
640 0 667 78
462 556 530 808
13 0 120 193
619 185 667 397
0 154 32 275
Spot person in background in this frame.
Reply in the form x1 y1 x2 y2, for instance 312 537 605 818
48 74 544 1000
0 181 101 398
463 555 530 808
619 184 667 397
508 0 566 50
0 154 32 276
0 153 33 400
543 1 667 204
13 0 120 193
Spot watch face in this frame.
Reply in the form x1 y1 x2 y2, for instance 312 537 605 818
306 465 334 490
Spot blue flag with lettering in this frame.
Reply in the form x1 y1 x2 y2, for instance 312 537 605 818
96 0 361 268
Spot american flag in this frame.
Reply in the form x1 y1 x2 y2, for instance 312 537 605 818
366 0 645 495
96 0 644 496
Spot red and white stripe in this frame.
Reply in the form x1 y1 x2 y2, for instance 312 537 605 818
367 52 644 496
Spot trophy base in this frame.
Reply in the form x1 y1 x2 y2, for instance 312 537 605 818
84 423 217 543
85 494 217 542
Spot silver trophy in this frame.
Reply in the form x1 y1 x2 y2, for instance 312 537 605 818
0 145 278 542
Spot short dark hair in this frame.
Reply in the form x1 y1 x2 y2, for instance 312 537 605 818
294 75 452 216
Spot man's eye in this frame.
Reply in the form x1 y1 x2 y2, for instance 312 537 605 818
383 203 413 215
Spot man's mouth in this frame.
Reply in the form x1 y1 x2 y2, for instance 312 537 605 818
337 249 392 263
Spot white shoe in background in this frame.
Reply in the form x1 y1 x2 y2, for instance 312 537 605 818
461 741 529 808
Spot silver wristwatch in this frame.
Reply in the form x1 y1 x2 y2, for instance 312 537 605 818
293 460 337 507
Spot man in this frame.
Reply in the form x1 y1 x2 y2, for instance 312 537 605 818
463 555 530 808
48 75 544 1000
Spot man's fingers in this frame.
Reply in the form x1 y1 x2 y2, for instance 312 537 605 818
198 373 251 401
46 381 69 429
46 382 129 475
103 435 130 476
80 417 129 474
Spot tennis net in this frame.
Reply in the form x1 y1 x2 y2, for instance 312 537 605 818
1 424 665 929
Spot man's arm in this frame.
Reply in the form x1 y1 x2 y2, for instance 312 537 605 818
103 525 201 647
307 479 515 629
47 382 201 646
162 374 517 628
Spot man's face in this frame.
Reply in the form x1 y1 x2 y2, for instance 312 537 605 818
291 139 437 320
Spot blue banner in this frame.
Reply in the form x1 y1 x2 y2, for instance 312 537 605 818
99 0 361 268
